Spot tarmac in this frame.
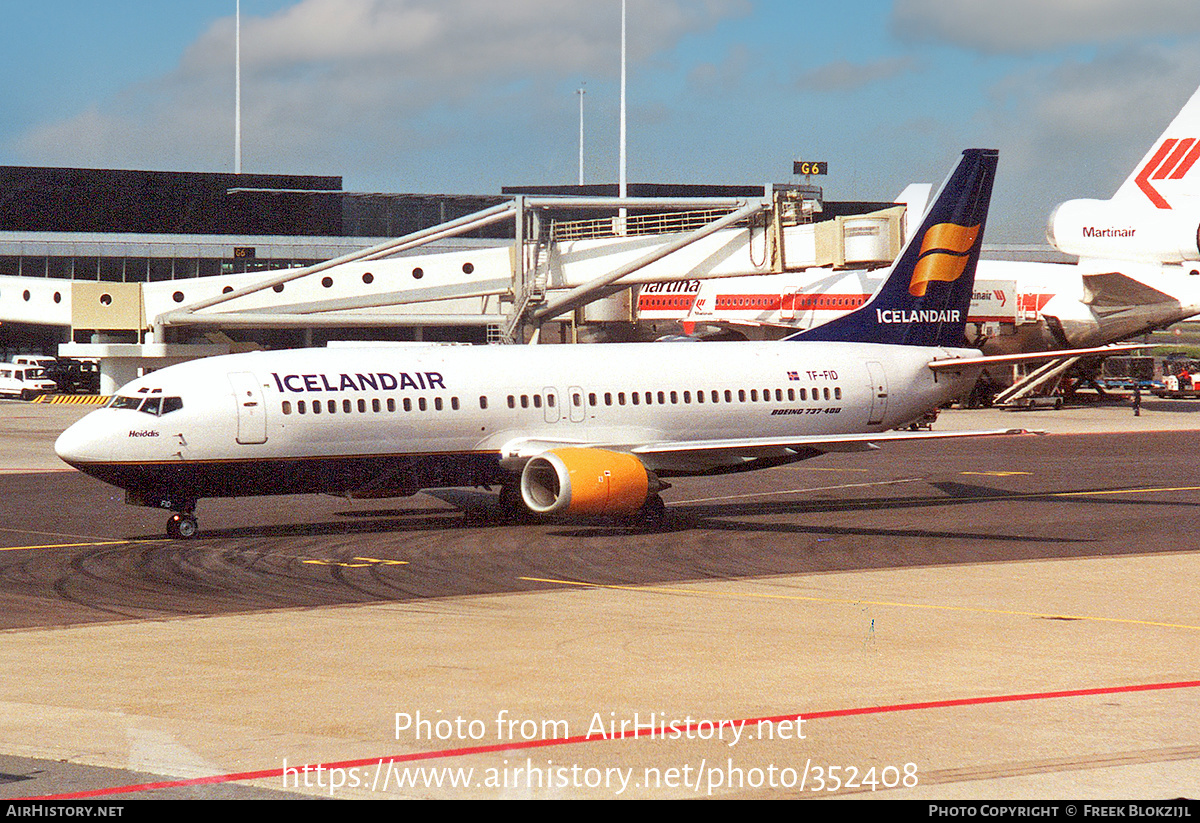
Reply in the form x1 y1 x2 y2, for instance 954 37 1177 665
0 394 1197 800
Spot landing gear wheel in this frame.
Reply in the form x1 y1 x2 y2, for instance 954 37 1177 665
166 513 198 540
496 482 532 523
634 495 668 532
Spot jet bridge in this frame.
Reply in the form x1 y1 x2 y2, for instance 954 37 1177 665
59 190 903 388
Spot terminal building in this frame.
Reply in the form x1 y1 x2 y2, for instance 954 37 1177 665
0 164 909 393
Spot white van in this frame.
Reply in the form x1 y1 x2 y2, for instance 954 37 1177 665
12 355 56 370
0 363 58 400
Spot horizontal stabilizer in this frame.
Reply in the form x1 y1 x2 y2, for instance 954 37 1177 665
1082 272 1176 308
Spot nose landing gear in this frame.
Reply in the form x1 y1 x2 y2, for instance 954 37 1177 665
166 512 199 539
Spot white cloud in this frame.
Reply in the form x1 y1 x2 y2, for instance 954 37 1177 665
794 57 918 92
13 0 748 182
970 43 1200 241
892 0 1200 53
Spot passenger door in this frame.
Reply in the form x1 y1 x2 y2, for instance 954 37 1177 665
228 372 268 444
866 361 888 425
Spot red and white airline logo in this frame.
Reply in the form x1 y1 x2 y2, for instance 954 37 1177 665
1136 137 1200 209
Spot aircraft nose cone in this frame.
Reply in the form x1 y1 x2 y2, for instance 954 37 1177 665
55 416 110 467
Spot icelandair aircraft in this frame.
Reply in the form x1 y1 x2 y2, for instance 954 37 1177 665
58 149 1053 539
650 85 1200 354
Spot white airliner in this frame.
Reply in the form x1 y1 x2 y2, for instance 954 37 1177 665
644 85 1200 354
56 149 1063 539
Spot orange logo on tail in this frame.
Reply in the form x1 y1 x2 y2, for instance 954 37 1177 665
908 222 980 297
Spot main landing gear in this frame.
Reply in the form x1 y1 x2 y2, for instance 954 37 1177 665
166 511 199 539
635 494 667 532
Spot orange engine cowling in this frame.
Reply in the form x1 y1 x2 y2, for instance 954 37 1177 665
520 448 657 516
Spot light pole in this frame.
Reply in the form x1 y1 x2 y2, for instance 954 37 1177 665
618 0 627 231
576 84 586 186
234 0 242 174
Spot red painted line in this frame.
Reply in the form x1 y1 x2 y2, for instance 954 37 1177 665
21 678 1200 799
1153 137 1196 180
1137 139 1177 208
1171 140 1200 180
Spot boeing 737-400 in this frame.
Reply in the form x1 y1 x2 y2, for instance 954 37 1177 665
56 149 1058 539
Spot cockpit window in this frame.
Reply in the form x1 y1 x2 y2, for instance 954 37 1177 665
107 394 183 415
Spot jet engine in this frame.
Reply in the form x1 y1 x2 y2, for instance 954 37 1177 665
520 448 664 516
1048 199 1200 264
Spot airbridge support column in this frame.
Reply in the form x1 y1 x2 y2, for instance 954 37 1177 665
57 342 233 396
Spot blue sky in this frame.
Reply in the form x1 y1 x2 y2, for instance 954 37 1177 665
3 1 1200 243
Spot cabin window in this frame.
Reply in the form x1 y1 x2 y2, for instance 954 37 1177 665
617 392 625 405
343 399 352 413
750 390 758 402
738 390 746 402
683 391 691 403
657 391 666 404
434 397 443 411
532 395 541 409
670 391 678 404
282 401 292 415
328 399 336 413
312 401 321 414
419 398 427 411
520 395 529 409
298 400 307 414
358 399 366 413
403 398 412 412
387 398 395 412
788 389 795 402
372 398 381 413
696 391 704 404
451 397 460 410
834 387 842 400
824 388 831 401
480 396 488 409
572 393 582 407
604 392 613 406
631 392 639 405
724 390 732 402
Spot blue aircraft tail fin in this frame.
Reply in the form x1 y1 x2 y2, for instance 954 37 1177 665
789 148 998 347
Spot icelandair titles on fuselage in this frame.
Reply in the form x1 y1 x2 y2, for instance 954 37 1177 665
876 308 961 324
271 371 446 393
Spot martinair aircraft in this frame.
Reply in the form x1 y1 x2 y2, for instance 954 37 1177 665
649 84 1200 354
58 148 1060 540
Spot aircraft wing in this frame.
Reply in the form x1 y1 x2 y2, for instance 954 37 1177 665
629 428 1039 457
497 428 1038 476
927 343 1147 372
